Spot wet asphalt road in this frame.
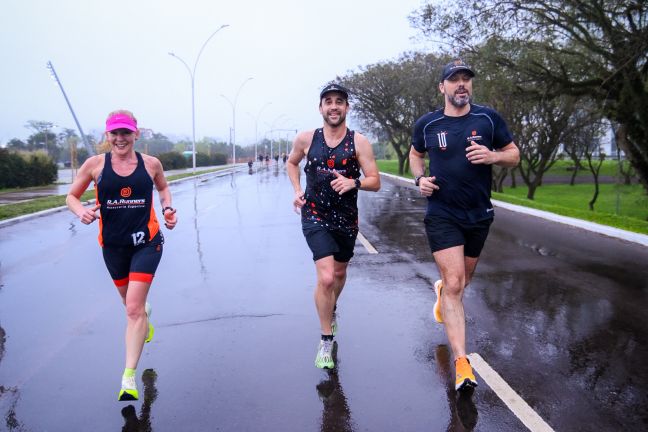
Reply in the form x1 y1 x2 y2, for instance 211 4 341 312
0 163 647 431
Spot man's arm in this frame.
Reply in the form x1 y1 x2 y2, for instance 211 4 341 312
409 146 439 196
286 131 312 209
409 146 427 179
354 133 380 191
466 141 520 168
329 133 380 194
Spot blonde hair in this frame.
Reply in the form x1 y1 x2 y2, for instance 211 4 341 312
106 109 137 123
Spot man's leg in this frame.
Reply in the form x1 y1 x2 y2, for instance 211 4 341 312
314 256 337 335
433 246 471 359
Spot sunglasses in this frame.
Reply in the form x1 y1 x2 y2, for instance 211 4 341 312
109 129 134 136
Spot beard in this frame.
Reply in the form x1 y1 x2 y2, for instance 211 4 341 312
323 110 346 127
448 89 472 108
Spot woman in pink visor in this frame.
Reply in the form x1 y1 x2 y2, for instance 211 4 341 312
66 109 177 401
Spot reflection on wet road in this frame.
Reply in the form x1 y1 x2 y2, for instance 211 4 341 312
0 164 646 431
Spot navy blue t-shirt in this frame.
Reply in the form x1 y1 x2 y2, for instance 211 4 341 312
411 104 513 222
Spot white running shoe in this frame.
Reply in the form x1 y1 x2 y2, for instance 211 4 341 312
118 375 138 401
315 339 335 369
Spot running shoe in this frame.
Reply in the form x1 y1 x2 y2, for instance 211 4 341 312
455 357 478 392
145 302 154 343
118 375 139 401
433 280 444 323
315 339 335 369
331 311 338 336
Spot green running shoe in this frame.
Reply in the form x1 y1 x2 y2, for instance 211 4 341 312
145 302 154 343
118 375 139 401
315 339 335 369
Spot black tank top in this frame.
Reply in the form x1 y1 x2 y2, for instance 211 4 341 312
302 128 361 235
96 152 160 247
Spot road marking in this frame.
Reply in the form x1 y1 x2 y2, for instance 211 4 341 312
357 232 378 254
468 353 555 432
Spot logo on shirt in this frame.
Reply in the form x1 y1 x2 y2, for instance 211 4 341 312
437 131 448 151
120 187 132 198
466 130 483 146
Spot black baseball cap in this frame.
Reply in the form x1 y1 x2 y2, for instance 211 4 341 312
440 59 475 82
319 83 349 100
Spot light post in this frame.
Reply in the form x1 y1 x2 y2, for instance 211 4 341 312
169 24 229 173
46 61 92 155
221 77 253 165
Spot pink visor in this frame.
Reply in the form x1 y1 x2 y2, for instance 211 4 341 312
105 113 137 132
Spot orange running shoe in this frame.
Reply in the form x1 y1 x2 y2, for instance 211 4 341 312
433 280 443 323
455 357 478 391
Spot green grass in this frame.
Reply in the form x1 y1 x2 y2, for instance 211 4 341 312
376 159 648 235
0 190 95 221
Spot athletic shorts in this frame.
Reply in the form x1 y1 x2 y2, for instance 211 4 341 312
101 232 164 287
424 214 492 258
302 225 357 262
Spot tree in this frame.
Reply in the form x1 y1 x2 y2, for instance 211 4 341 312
6 138 27 151
517 95 577 199
338 52 441 174
25 121 57 155
410 0 648 194
136 132 175 155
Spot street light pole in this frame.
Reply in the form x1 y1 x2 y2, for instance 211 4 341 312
221 77 253 165
169 24 229 173
46 61 93 155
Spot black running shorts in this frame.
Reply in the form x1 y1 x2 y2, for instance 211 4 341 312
303 225 357 262
102 232 164 286
424 215 492 258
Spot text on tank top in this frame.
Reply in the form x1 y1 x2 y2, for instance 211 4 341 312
96 152 160 247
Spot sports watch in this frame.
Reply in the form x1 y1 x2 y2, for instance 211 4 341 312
414 175 424 186
354 178 361 189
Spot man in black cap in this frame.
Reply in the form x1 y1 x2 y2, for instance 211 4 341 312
409 60 520 392
287 83 380 369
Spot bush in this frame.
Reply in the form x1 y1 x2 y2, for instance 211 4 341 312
210 153 227 166
157 152 187 170
0 149 56 188
25 152 57 186
195 152 227 167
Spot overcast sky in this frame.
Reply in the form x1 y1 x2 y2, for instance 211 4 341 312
1 0 431 147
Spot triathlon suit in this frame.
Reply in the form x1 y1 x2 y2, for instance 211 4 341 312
96 152 164 286
411 104 513 256
301 128 361 262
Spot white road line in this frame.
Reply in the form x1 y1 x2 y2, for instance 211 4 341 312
468 353 555 432
357 232 378 254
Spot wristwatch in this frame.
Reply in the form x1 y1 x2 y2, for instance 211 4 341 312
354 178 361 190
162 206 174 214
414 175 423 186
